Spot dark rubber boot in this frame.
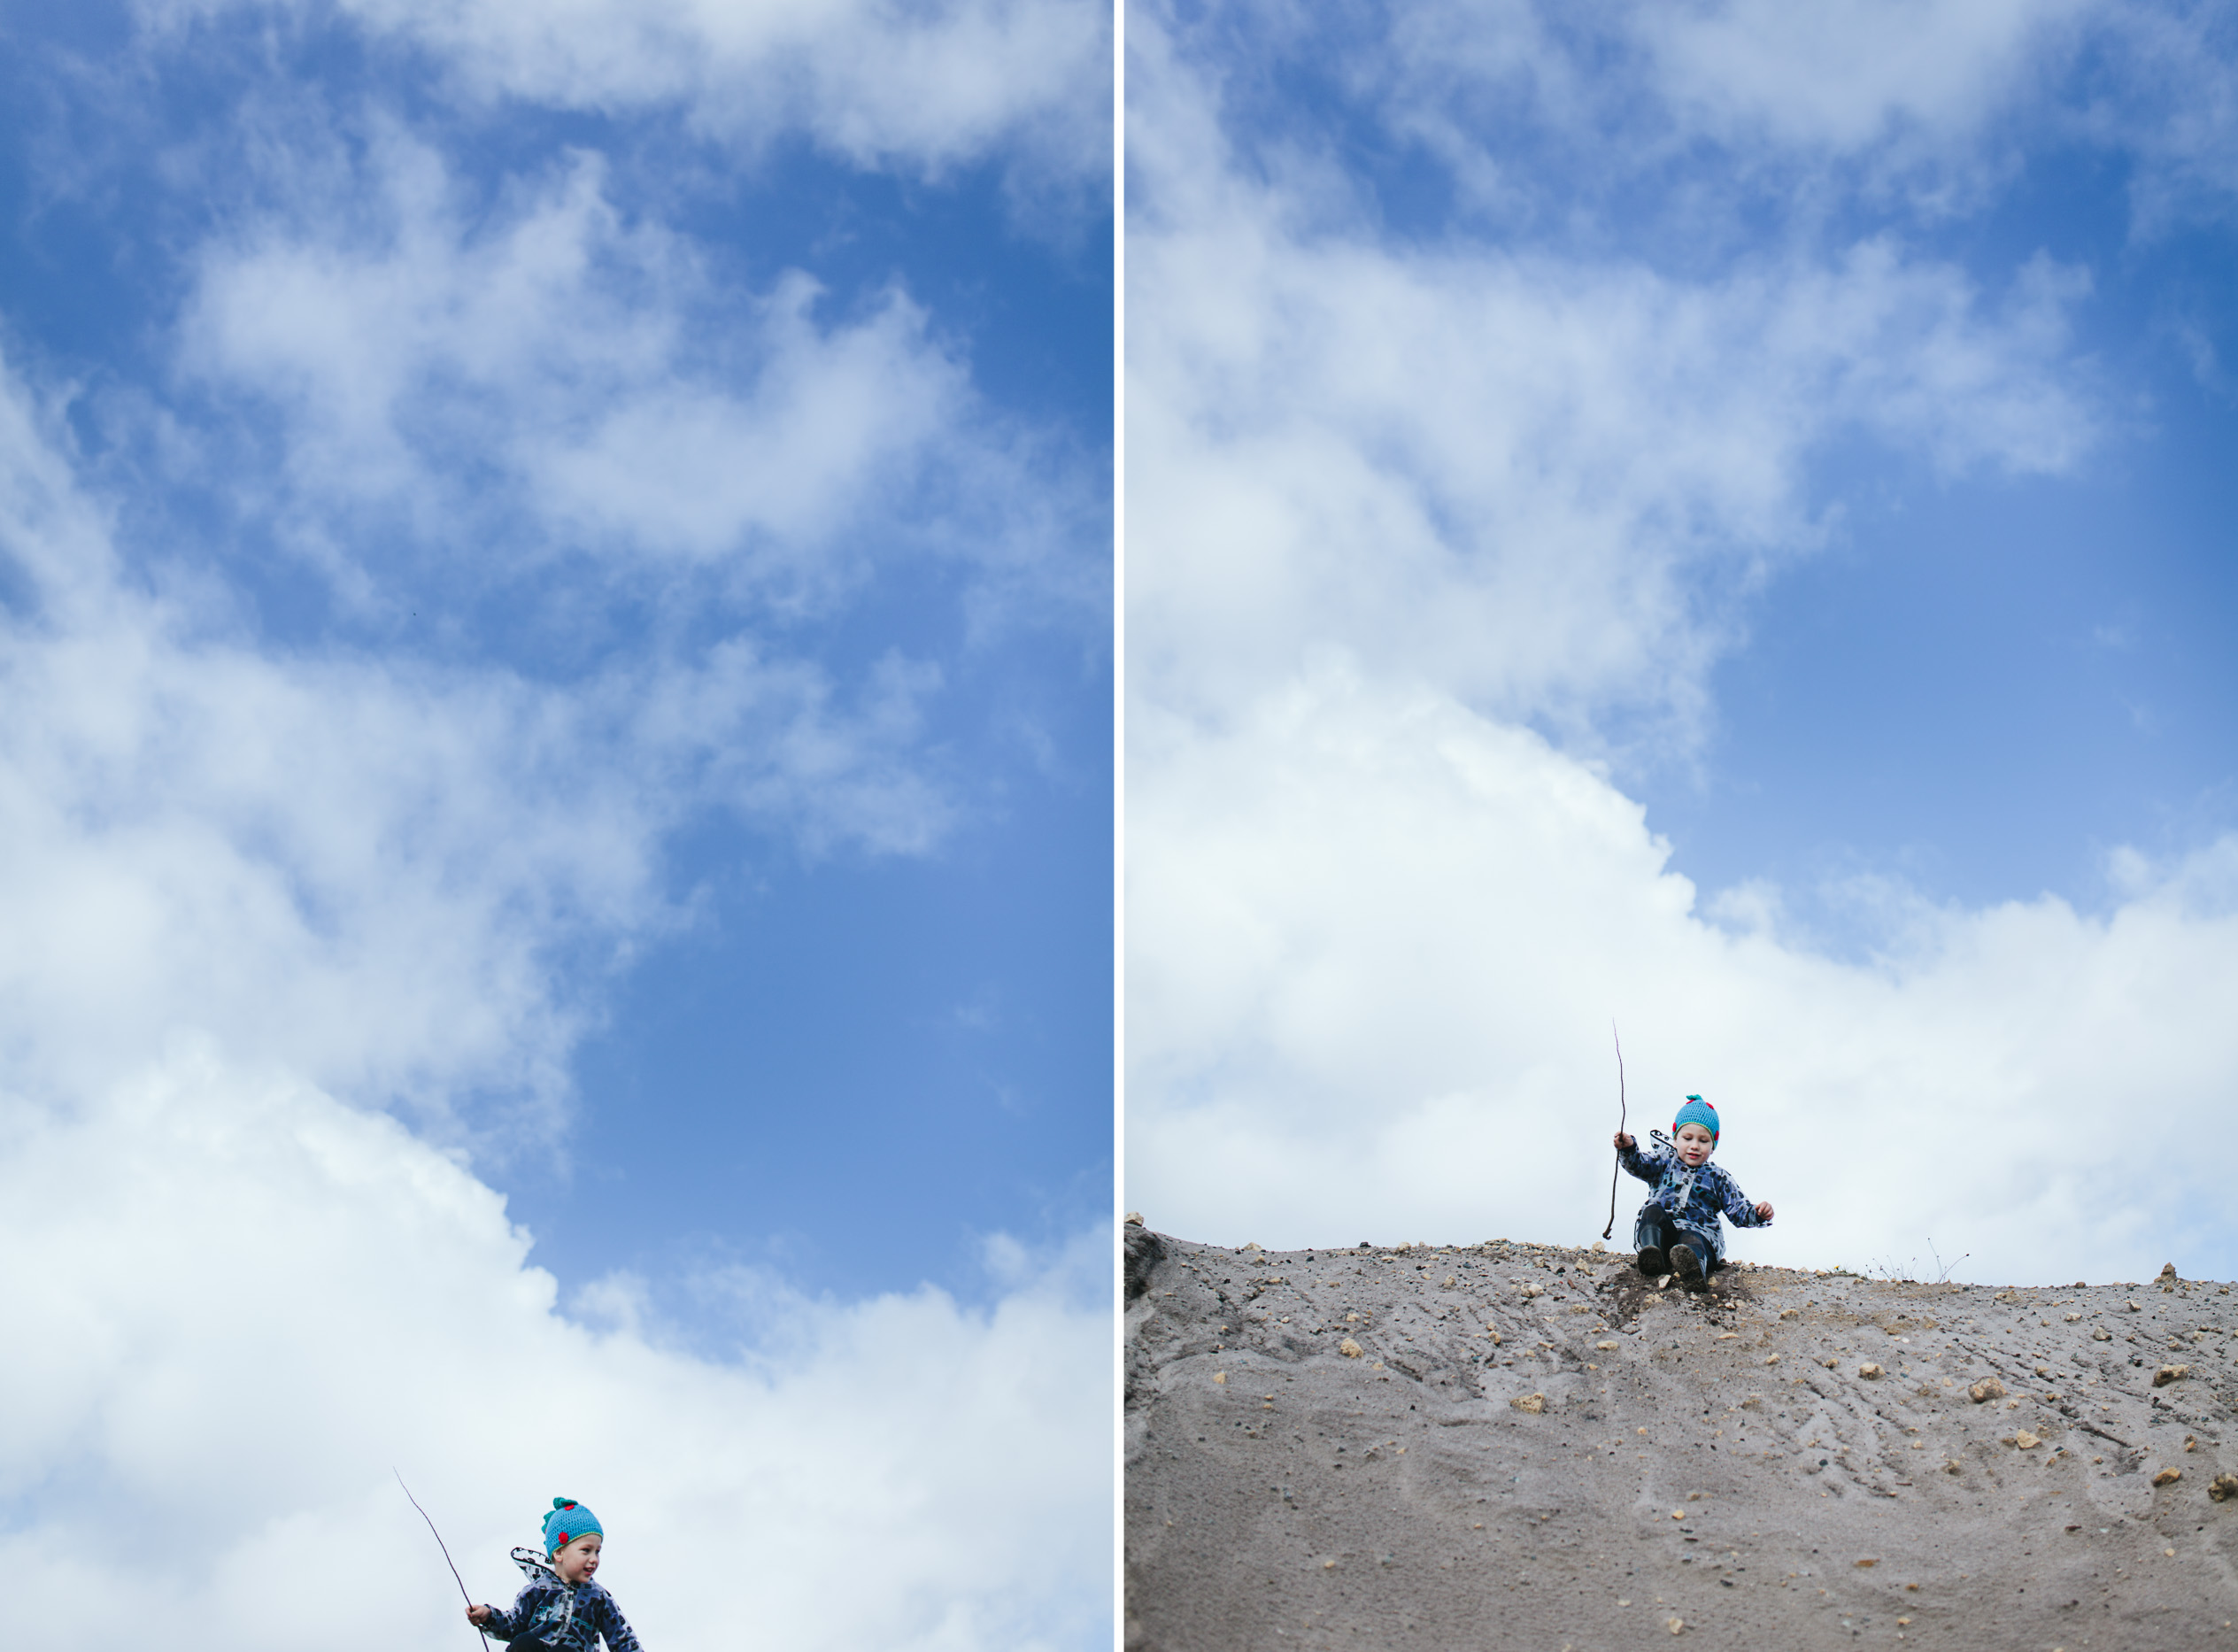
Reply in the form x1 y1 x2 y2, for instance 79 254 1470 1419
1635 1246 1666 1278
1671 1242 1705 1289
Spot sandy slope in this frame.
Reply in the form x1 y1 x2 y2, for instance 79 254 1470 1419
1124 1225 2238 1650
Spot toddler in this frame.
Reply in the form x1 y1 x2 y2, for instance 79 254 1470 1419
1614 1095 1772 1288
468 1497 644 1652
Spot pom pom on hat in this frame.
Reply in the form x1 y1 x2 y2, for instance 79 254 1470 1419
1673 1095 1718 1141
543 1496 603 1556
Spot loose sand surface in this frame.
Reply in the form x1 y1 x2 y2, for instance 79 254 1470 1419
1125 1227 2238 1650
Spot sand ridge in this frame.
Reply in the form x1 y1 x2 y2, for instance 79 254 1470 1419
1124 1226 2238 1649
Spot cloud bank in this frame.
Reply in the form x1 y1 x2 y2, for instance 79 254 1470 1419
3 1043 1108 1652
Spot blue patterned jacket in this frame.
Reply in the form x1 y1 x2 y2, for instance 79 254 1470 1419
483 1575 643 1652
1618 1139 1767 1262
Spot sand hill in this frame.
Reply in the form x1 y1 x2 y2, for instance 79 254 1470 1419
1124 1224 2238 1649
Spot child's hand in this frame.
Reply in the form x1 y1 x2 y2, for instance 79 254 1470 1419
467 1604 492 1627
1754 1201 1773 1222
1613 1131 1634 1152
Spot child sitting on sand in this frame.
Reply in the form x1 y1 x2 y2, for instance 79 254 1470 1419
468 1497 644 1651
1614 1095 1772 1288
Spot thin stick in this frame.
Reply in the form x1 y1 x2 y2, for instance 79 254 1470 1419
1601 1022 1627 1241
397 1469 489 1646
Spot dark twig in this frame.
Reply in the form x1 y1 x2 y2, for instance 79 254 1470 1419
1602 1022 1627 1241
397 1469 490 1646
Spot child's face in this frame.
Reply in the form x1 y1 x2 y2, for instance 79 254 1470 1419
555 1533 602 1585
1674 1123 1715 1166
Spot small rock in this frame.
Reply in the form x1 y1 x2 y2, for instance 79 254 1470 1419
1338 1339 1362 1358
2185 1435 2197 1452
2091 1328 2111 1341
2208 1473 2238 1502
2153 1364 2191 1387
1596 1339 1618 1351
1671 1509 1686 1520
1441 1275 1456 1288
1123 1211 1144 1226
2064 1311 2082 1322
1855 1557 1878 1568
1968 1378 2006 1403
1510 1393 1546 1414
1519 1282 1545 1298
1592 1239 1607 1251
2012 1431 2041 1449
2159 1262 2178 1278
1858 1363 1883 1379
1763 1354 1781 1365
1779 1308 1800 1319
1942 1460 1963 1475
1213 1371 1227 1384
2153 1467 2181 1487
1667 1618 1685 1635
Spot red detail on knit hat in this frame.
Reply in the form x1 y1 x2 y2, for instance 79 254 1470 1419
555 1531 570 1546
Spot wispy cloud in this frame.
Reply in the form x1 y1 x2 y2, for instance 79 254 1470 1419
137 0 1112 189
0 355 956 1129
1130 14 2095 750
168 129 1099 631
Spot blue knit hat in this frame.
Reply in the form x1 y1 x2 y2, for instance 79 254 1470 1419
1673 1095 1718 1142
542 1497 603 1556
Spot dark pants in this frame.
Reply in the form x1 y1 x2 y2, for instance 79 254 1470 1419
1634 1209 1718 1275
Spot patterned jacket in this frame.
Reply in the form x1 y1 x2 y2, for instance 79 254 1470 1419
483 1574 644 1652
1617 1139 1767 1262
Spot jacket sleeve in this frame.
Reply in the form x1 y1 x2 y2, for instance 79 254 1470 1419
597 1592 644 1652
1715 1167 1766 1227
482 1584 540 1641
1617 1140 1664 1186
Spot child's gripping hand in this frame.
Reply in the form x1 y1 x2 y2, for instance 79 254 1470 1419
467 1604 492 1628
1754 1201 1773 1222
1613 1131 1634 1153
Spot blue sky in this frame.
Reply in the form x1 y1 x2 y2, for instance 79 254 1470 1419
1126 0 2238 1287
0 0 1109 1646
0 1 1111 1301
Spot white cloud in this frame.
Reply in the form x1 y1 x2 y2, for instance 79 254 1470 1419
0 1041 1110 1652
1124 671 2238 1286
1633 0 2087 155
138 0 1111 185
0 390 950 1123
1129 19 2095 746
174 135 1093 622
